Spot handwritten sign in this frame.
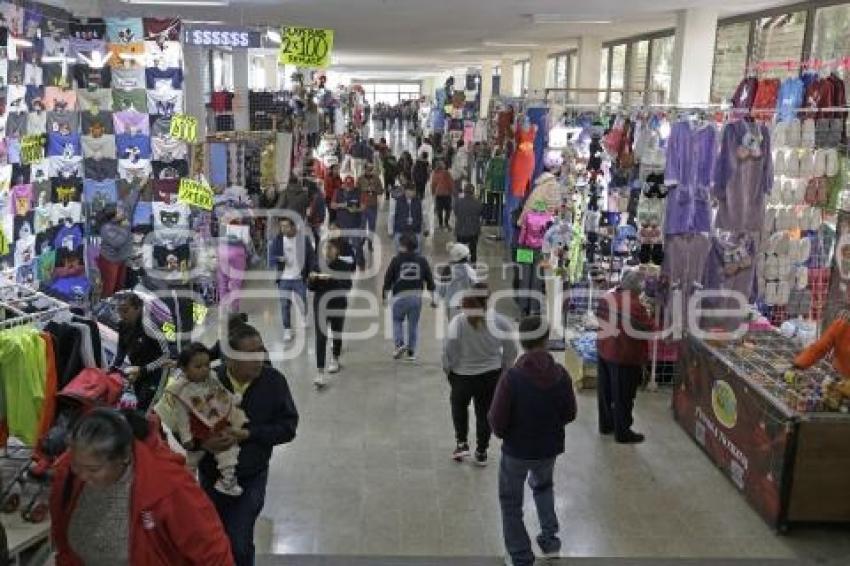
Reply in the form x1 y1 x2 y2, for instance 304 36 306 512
178 178 214 210
169 114 198 143
21 135 45 165
278 26 334 68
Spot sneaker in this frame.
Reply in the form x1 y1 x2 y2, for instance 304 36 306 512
615 431 645 444
452 443 470 462
405 350 417 362
503 554 515 566
537 534 562 559
214 476 243 497
327 357 340 373
474 450 487 467
283 329 294 342
313 371 327 389
393 345 407 359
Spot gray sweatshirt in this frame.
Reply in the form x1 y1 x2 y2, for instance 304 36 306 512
442 311 518 376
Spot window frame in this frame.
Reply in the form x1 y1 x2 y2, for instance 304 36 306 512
601 28 675 104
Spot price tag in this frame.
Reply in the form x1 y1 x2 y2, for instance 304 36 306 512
161 322 177 342
21 135 45 165
278 26 334 68
169 114 198 143
178 178 214 210
516 248 535 265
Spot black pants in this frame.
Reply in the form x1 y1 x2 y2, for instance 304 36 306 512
456 234 479 264
415 181 427 200
597 359 641 439
134 369 162 412
448 370 500 451
201 469 268 566
314 295 347 370
435 195 452 227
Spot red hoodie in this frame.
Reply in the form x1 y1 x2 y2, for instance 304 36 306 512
596 288 655 366
50 424 234 566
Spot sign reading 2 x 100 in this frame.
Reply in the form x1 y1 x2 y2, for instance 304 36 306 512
184 26 261 48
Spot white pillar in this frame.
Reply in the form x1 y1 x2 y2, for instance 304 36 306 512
670 8 718 104
576 36 602 104
183 45 207 138
500 58 515 97
528 49 548 98
479 62 493 117
232 50 250 131
263 53 279 90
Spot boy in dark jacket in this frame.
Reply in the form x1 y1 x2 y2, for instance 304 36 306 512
489 315 577 566
453 183 483 263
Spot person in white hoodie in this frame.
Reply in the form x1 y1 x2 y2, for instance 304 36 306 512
450 140 470 193
437 242 479 322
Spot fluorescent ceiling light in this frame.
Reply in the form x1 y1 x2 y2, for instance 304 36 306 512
531 14 611 25
122 0 229 6
482 41 540 48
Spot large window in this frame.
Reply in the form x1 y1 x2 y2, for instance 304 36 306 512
649 35 674 104
513 59 530 96
812 3 850 77
600 32 673 104
711 22 750 103
609 44 627 103
492 65 501 96
211 50 233 91
360 82 422 105
546 52 571 89
599 47 609 102
628 40 649 104
751 11 807 78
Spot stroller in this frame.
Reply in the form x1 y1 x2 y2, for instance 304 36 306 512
0 368 124 522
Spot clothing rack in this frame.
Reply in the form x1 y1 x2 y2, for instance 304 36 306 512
0 284 72 330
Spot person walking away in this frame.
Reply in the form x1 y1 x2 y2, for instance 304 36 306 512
306 182 327 244
276 174 310 221
443 283 517 465
109 292 170 411
50 409 235 565
473 142 491 185
308 237 355 388
349 136 372 180
489 315 577 565
96 203 133 299
431 161 455 231
305 101 321 149
417 137 434 164
382 152 399 199
389 183 425 252
398 151 414 185
357 162 384 248
199 324 299 566
269 217 316 343
382 232 437 362
437 242 478 322
595 269 653 444
453 183 483 263
412 151 431 201
323 163 343 225
451 140 470 193
332 176 366 270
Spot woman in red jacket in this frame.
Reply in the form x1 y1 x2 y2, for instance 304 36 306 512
324 163 343 224
50 408 234 566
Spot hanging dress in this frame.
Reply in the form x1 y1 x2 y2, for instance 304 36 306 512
510 126 536 198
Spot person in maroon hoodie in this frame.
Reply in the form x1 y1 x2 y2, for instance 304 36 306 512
595 269 654 444
488 315 577 566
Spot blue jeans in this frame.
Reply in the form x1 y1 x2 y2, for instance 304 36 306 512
498 453 560 566
201 469 269 566
364 206 378 234
391 294 422 353
278 279 306 330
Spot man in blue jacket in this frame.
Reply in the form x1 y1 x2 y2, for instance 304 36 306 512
199 324 299 566
389 183 425 252
489 315 577 566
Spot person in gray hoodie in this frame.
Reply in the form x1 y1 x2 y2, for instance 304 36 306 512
442 283 517 466
437 242 479 322
453 183 483 263
276 174 311 221
96 188 139 298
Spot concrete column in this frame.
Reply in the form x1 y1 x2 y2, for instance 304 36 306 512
479 62 493 117
263 53 279 90
182 45 207 138
232 50 250 131
670 8 718 104
576 36 602 104
528 48 548 97
500 58 514 97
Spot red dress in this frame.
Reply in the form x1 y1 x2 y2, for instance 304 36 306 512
510 126 536 198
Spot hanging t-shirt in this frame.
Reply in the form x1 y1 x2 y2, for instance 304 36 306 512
42 36 69 58
118 158 152 182
44 87 77 112
14 235 36 266
7 85 28 112
111 67 145 91
6 112 28 137
50 202 83 225
153 179 178 203
210 91 235 113
33 205 53 235
37 249 56 281
84 158 118 181
24 63 42 86
132 201 153 226
68 38 106 58
41 64 69 89
118 178 152 202
26 85 44 110
146 88 182 116
51 178 82 204
0 4 23 34
81 111 114 136
107 43 146 68
145 67 183 90
7 62 24 86
77 88 112 112
53 222 83 252
70 19 106 41
81 135 116 159
149 115 172 138
30 160 51 185
152 159 187 180
27 111 47 135
32 180 50 206
72 64 112 89
144 41 182 68
105 17 144 44
152 136 188 162
7 138 22 165
116 133 152 160
0 165 11 193
112 89 147 112
83 179 117 213
113 110 150 135
11 184 32 215
152 201 190 231
48 155 83 179
47 132 82 157
143 18 181 42
46 111 80 134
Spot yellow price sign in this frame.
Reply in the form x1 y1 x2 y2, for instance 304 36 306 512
192 302 208 325
169 114 198 143
21 135 45 165
178 178 214 210
278 26 334 68
161 322 177 342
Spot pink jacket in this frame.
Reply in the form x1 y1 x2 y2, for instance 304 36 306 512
518 211 551 249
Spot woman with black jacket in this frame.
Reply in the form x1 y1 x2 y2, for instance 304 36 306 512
309 236 355 389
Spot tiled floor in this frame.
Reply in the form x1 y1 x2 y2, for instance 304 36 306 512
225 126 849 563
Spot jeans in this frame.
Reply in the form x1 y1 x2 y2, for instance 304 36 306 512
499 454 560 566
597 359 641 439
448 370 500 451
202 469 269 566
314 294 347 369
278 279 307 330
391 294 422 353
364 206 378 234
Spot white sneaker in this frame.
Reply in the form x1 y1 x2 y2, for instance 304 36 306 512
283 329 294 342
393 345 407 359
313 371 327 389
214 477 243 497
327 357 340 373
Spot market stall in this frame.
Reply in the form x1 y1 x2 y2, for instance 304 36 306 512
674 330 850 530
